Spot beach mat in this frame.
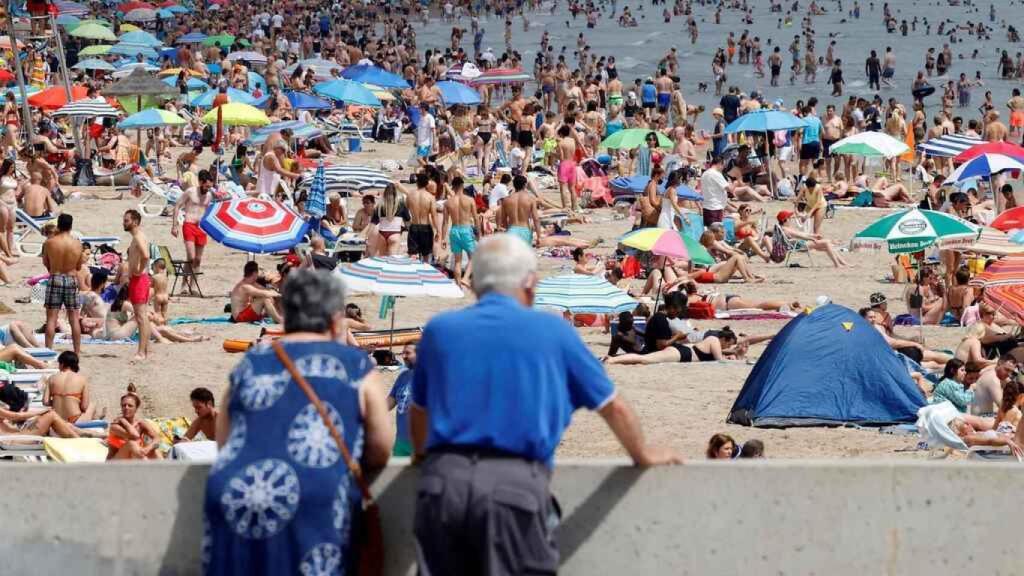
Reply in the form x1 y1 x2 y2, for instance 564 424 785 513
715 309 797 320
169 315 235 326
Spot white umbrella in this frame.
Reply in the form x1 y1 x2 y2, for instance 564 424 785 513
829 131 910 158
51 98 120 117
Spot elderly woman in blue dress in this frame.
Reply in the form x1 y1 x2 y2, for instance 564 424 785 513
204 268 393 575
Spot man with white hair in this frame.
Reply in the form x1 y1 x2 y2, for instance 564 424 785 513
410 234 681 575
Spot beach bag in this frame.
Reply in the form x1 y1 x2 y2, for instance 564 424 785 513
687 301 716 319
272 342 384 576
73 158 96 187
769 234 788 263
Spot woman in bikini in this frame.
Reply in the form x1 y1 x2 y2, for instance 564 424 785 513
475 106 494 173
41 351 97 424
107 384 163 460
604 328 740 365
372 183 410 256
0 159 18 258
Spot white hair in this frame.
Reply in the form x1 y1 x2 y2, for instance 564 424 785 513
471 234 537 297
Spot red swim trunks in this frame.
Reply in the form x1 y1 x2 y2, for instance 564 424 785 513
128 273 151 305
233 305 262 323
182 221 208 247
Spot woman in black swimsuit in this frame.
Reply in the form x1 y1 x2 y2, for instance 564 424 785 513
604 328 738 365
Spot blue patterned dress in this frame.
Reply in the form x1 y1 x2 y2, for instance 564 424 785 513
204 340 372 576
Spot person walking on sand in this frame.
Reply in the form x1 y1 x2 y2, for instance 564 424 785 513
123 209 152 361
411 235 681 576
171 169 214 287
442 176 479 288
42 214 83 355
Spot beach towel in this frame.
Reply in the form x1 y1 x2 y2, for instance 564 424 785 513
153 416 191 454
715 309 797 320
42 438 108 463
168 315 235 326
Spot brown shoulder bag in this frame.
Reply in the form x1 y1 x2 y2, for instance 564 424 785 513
273 341 384 576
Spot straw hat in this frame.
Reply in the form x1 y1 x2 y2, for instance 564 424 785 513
712 107 724 117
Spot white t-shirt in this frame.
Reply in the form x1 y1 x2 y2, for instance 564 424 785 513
509 147 526 171
276 37 289 54
700 168 729 211
259 12 271 26
272 14 284 29
416 113 436 147
488 182 510 208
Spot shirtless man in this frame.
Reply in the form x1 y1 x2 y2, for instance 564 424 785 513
1008 89 1024 139
405 173 439 262
230 261 282 323
984 111 1009 142
123 210 151 361
26 150 59 194
500 174 542 248
42 214 82 355
556 125 578 212
171 169 214 280
655 69 673 113
176 387 218 443
19 172 57 218
821 105 844 180
442 176 479 287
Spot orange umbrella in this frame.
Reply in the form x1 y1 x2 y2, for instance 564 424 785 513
28 85 89 110
900 123 915 164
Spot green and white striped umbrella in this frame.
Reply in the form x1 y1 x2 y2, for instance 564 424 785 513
852 209 980 254
534 273 637 314
829 131 910 158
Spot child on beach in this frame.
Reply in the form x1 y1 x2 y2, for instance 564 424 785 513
151 259 170 324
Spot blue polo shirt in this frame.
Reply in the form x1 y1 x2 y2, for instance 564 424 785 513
411 293 616 466
802 115 822 145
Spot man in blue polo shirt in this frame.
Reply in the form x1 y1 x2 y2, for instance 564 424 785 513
410 234 680 576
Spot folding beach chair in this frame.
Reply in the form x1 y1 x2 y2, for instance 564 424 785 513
771 223 814 267
158 245 202 297
14 209 120 256
138 177 183 217
680 210 704 241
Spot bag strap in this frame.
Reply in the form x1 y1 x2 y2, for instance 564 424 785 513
272 340 375 505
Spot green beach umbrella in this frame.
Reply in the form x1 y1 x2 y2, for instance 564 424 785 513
69 22 118 41
78 44 112 56
600 128 673 150
202 34 235 47
679 232 714 267
829 131 910 158
851 208 980 254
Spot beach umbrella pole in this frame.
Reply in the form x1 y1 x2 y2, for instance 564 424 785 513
49 13 82 151
6 12 34 148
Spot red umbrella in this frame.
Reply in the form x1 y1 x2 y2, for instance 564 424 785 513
0 70 14 84
27 85 88 110
968 254 1024 288
984 284 1024 324
990 207 1024 232
954 141 1024 164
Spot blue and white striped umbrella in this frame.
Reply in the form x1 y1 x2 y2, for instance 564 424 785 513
943 153 1024 185
917 133 983 158
534 273 637 314
200 198 309 253
337 256 463 298
306 160 327 220
297 165 392 195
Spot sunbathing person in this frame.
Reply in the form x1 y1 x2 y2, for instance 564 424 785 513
79 272 108 337
230 261 283 324
572 247 604 275
732 204 772 262
948 414 1023 459
774 210 849 267
683 254 765 284
859 307 951 369
0 320 42 348
0 404 86 437
107 384 162 460
850 174 913 204
995 380 1024 434
605 327 739 365
955 322 997 367
683 282 800 313
0 342 48 369
904 267 946 325
174 387 218 443
41 352 98 424
103 286 208 344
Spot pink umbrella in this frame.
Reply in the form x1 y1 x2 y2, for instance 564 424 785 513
620 227 690 259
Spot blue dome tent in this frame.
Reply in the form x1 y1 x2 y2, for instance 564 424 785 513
727 304 927 428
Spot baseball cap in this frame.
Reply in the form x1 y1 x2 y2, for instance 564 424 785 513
776 210 794 224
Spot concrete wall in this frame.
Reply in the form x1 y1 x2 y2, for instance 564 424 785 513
3 460 1022 576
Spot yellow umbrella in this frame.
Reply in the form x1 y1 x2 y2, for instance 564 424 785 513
202 102 269 127
120 23 142 32
158 67 207 78
364 83 396 101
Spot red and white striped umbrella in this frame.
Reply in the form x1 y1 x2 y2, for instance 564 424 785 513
200 198 309 253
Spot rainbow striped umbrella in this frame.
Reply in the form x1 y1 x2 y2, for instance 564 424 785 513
968 255 1024 289
200 198 308 253
336 257 463 298
620 227 690 260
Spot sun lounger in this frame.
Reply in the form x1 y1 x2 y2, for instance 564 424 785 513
0 435 47 460
25 348 56 360
15 209 121 256
0 369 57 384
42 437 108 463
138 177 183 218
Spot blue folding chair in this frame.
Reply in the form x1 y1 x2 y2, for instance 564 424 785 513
680 210 704 241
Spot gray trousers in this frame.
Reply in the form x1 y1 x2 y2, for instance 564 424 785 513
414 450 560 576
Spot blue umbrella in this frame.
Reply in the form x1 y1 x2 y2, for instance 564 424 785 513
190 87 255 107
119 30 163 47
306 160 327 221
110 43 160 59
724 110 807 133
436 80 481 106
247 71 266 92
313 79 381 107
118 108 187 129
55 14 81 27
282 90 332 111
157 8 174 18
246 120 322 146
165 4 190 12
943 153 1024 185
340 64 410 89
162 75 209 90
176 32 207 44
